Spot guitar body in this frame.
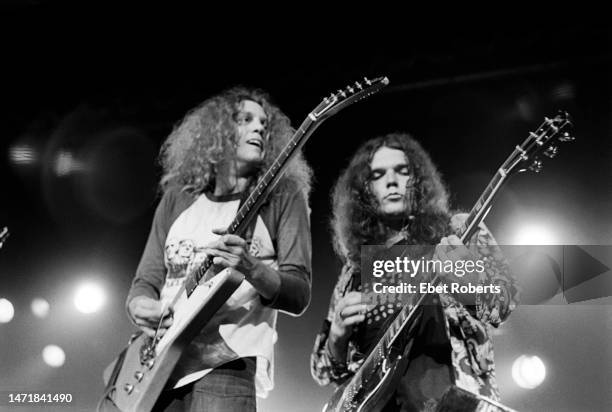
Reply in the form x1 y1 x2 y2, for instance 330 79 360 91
103 269 244 412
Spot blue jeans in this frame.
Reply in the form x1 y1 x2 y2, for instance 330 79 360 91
154 357 257 412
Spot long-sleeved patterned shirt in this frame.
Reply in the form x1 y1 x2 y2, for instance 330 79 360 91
311 214 520 408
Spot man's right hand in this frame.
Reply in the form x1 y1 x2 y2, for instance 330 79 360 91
128 296 173 338
330 291 368 343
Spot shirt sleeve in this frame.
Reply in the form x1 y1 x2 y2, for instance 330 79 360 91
260 185 312 316
125 189 177 323
451 213 520 327
310 264 356 386
473 223 520 326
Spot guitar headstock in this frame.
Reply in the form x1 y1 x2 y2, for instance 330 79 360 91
506 111 574 175
310 76 389 121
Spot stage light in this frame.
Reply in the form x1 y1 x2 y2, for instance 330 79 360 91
513 224 557 245
512 355 546 389
73 282 106 314
54 150 85 177
54 150 75 176
9 145 37 165
31 298 50 318
42 345 65 368
0 298 15 323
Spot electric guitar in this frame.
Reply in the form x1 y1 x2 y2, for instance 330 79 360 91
324 112 573 412
100 76 390 412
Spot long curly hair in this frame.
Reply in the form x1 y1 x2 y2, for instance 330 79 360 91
331 133 452 267
159 87 312 197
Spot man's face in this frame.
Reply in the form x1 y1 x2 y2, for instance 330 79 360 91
234 100 268 173
369 146 414 216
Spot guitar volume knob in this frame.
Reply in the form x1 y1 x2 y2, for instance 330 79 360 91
529 160 543 173
124 383 134 394
134 371 144 382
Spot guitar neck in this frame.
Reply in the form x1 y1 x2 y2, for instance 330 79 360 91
375 160 516 356
461 143 528 241
460 169 506 242
228 117 315 236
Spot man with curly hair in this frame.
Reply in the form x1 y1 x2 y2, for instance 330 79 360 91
311 133 519 411
126 87 312 411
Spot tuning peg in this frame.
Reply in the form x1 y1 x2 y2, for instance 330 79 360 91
337 89 347 98
529 160 543 173
544 146 558 158
559 132 574 142
354 81 363 90
346 85 355 93
556 110 571 122
364 77 371 85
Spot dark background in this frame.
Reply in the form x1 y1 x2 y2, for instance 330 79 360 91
0 6 611 411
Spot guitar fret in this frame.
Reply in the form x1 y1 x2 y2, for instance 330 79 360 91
464 171 504 236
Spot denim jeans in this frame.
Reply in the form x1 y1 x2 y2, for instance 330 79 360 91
154 357 257 412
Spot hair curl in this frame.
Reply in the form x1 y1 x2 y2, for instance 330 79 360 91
331 133 452 267
159 87 312 197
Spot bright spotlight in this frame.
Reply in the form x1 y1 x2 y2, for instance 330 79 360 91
42 345 66 368
512 355 546 389
0 298 15 323
9 145 37 165
513 224 557 245
31 298 50 318
73 283 106 314
54 150 85 177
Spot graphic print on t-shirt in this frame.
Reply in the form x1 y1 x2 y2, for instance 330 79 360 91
159 193 277 308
